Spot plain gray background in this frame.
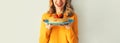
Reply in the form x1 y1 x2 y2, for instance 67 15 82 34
0 0 120 43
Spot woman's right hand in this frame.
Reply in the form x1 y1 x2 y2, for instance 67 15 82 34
45 24 53 30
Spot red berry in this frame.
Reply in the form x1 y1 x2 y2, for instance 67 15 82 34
58 14 63 18
53 14 58 18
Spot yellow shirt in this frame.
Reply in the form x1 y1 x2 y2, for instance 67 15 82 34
39 12 78 43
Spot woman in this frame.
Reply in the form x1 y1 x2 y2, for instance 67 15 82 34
39 0 78 43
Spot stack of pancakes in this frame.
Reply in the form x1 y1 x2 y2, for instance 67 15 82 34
48 14 68 23
48 17 68 23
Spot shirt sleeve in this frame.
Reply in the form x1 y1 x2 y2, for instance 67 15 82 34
39 13 51 43
66 13 78 43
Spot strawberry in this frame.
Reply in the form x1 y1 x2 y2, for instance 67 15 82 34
53 14 58 18
58 14 63 18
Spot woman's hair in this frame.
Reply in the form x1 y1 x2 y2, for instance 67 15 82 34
48 0 74 17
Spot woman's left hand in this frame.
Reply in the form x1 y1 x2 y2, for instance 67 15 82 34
64 23 72 29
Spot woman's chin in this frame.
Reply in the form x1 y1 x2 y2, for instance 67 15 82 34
56 6 63 9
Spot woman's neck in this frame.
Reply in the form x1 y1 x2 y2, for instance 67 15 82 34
56 8 63 15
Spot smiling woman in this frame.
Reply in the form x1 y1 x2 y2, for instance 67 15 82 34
39 0 78 43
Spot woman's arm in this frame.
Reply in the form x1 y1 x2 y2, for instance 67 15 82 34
72 14 78 39
66 14 78 43
39 13 51 43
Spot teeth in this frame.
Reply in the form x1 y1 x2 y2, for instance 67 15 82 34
57 3 62 7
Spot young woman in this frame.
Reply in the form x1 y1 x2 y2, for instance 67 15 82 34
39 0 78 43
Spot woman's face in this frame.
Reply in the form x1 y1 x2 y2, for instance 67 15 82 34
53 0 66 9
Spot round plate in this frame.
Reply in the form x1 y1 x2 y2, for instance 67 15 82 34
43 19 74 25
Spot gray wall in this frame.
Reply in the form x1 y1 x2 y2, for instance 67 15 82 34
0 0 120 43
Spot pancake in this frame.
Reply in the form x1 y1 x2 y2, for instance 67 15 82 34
48 17 68 23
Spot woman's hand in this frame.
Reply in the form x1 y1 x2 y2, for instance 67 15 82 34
64 23 72 29
45 24 53 30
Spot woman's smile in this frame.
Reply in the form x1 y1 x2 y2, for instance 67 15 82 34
56 2 63 7
53 0 66 8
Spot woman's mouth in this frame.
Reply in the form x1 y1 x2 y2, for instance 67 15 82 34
56 3 63 7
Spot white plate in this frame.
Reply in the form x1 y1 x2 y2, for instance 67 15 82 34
43 19 74 25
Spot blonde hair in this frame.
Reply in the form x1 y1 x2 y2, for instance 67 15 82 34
48 0 74 17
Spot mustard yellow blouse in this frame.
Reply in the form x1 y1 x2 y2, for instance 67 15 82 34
39 12 78 43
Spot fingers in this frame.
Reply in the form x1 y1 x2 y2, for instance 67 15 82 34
45 22 73 29
64 23 73 29
46 24 53 30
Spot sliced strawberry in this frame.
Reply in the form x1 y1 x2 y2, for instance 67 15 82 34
53 14 58 18
58 14 63 18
